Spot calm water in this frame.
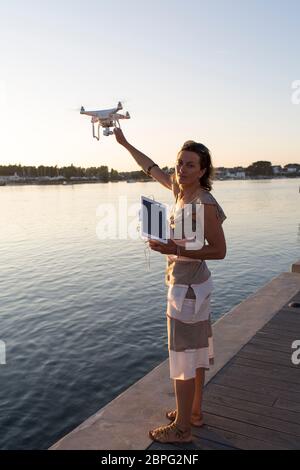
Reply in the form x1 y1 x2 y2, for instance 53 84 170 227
0 179 299 449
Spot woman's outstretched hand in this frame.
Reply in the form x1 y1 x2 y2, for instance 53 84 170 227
148 239 178 255
113 127 128 147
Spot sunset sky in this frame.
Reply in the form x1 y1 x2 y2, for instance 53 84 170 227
1 0 299 171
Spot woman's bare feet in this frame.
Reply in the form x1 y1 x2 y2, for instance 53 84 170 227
166 409 204 427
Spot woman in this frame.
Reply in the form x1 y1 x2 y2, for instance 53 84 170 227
114 128 227 444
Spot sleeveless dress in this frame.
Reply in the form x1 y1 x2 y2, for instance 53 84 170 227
165 187 227 380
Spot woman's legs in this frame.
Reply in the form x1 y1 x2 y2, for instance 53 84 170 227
149 376 194 441
173 367 205 428
173 377 195 430
192 367 205 417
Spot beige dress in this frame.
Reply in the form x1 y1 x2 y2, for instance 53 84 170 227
165 188 227 380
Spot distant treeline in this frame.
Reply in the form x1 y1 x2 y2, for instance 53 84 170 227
0 161 299 180
217 161 300 176
0 164 172 181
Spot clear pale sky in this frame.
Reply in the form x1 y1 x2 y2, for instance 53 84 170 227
1 0 299 171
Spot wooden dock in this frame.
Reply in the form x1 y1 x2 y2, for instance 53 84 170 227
51 266 300 451
148 289 300 451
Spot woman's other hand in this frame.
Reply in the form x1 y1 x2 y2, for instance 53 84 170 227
113 127 128 147
148 239 177 255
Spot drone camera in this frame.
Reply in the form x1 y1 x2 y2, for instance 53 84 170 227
103 128 114 136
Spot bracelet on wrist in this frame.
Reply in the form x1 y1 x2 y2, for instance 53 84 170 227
146 163 159 176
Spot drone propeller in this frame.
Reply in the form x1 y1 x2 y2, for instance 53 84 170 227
71 98 130 113
68 105 93 113
112 97 130 108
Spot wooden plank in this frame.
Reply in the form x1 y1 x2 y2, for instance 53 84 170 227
259 325 300 340
189 425 240 449
273 305 300 314
211 372 300 403
273 397 300 414
147 435 236 451
240 341 293 356
249 337 293 354
272 309 300 321
236 351 293 370
268 317 300 329
259 322 300 335
196 413 297 449
255 329 298 342
232 356 300 384
214 365 300 394
264 314 300 327
241 342 295 358
288 293 300 302
276 308 300 319
192 425 283 450
239 336 292 359
203 392 300 426
147 442 182 451
250 336 295 352
238 343 297 369
259 323 298 336
202 402 300 439
192 436 236 450
204 382 274 407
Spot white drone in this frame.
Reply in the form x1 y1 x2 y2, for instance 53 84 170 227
80 101 130 140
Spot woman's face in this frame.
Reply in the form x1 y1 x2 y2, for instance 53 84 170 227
175 150 206 185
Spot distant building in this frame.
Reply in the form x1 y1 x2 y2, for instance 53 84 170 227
233 168 246 179
272 165 282 175
284 164 300 174
215 167 246 179
214 168 226 179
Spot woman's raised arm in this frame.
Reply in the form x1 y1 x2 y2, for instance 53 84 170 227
113 128 172 190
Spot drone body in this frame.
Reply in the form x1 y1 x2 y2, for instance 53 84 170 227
80 101 130 140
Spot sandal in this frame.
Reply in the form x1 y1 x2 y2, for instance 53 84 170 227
166 409 204 427
149 421 192 444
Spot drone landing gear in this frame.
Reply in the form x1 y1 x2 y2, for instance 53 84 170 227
92 121 100 141
114 118 121 129
91 118 122 140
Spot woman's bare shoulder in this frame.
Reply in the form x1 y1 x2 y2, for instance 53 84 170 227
194 190 227 224
194 189 217 205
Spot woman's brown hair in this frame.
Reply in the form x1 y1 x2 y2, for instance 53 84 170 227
171 140 215 199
